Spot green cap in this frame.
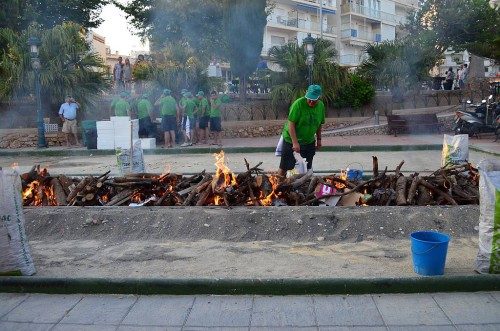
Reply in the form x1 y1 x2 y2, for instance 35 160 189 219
142 93 149 98
163 89 171 94
120 91 127 98
185 92 192 97
65 95 72 99
196 91 204 97
305 84 322 101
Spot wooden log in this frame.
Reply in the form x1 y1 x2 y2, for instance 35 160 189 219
104 180 153 187
395 175 407 206
50 178 67 206
58 175 74 196
154 186 173 206
372 156 379 177
66 176 92 203
418 179 457 205
406 175 420 205
105 189 132 206
416 184 432 205
21 165 37 185
184 175 212 206
196 184 213 206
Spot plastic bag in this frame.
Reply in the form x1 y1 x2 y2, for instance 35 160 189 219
476 159 500 274
116 140 145 175
441 134 469 167
0 169 36 276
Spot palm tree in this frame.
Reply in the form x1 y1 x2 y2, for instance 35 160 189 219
358 37 440 99
268 38 348 109
0 22 110 113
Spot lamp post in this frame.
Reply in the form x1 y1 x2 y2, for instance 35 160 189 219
303 33 316 86
27 36 47 148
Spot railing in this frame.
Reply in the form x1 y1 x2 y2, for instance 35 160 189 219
268 15 337 35
299 0 337 8
341 4 397 23
340 29 377 42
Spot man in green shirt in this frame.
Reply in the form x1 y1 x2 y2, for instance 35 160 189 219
155 89 179 148
180 92 197 147
114 91 131 117
209 91 223 147
137 93 155 138
196 91 210 144
278 85 325 177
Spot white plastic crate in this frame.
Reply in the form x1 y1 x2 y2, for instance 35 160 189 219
44 123 58 132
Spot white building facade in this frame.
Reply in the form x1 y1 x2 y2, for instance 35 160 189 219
262 0 419 68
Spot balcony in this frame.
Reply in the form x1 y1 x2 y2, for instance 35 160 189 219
339 54 361 66
268 15 337 35
340 28 380 43
341 4 396 23
297 0 337 8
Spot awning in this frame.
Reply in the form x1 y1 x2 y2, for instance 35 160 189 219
367 18 381 23
296 3 336 15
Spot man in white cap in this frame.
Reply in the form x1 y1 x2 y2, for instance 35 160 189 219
278 84 325 177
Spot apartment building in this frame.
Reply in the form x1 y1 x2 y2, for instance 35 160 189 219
262 0 419 68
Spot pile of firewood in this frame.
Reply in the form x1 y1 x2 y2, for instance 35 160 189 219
19 156 479 207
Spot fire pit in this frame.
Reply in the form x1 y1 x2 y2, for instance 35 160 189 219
18 151 479 207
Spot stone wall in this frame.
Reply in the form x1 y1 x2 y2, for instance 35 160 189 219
0 116 456 149
0 130 66 149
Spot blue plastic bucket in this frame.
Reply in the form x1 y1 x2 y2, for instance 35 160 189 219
410 231 450 276
346 162 363 180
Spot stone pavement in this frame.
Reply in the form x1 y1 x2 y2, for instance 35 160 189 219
1 291 500 330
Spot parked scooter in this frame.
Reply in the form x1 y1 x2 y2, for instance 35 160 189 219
454 95 500 139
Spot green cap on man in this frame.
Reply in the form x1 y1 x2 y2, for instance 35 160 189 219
305 85 322 101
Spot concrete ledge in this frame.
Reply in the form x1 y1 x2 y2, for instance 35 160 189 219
0 275 499 295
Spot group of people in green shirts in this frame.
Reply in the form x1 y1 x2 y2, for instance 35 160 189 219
109 89 223 148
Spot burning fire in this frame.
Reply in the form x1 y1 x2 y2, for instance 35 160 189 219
212 150 238 205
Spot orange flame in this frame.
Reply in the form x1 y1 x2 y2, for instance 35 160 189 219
258 174 280 206
23 180 40 199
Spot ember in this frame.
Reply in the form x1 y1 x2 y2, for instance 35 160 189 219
19 155 480 207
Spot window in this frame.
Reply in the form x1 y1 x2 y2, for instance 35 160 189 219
271 36 286 46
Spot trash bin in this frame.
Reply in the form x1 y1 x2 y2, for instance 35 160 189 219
81 120 97 148
84 128 97 149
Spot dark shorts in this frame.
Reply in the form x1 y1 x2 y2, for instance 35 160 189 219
279 140 316 171
181 116 195 131
210 117 222 132
138 117 153 137
199 116 210 129
162 115 177 132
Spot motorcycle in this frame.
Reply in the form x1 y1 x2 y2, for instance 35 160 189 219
454 95 500 139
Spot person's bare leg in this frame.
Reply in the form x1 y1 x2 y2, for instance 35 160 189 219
73 132 79 145
65 133 70 147
164 132 170 147
169 130 176 148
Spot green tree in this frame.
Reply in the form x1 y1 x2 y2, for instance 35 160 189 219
333 73 375 116
117 0 225 60
405 0 500 61
223 0 267 103
357 37 440 98
0 0 108 30
0 22 111 114
268 38 349 109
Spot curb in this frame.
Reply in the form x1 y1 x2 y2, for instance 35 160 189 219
0 144 443 157
1 275 499 295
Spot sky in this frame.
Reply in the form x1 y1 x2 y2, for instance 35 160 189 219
93 2 149 56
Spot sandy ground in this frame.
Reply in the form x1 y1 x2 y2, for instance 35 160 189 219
22 206 481 279
29 238 479 279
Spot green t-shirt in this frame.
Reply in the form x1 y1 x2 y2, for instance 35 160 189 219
282 97 325 145
184 99 197 118
210 98 222 118
110 98 120 112
137 99 153 119
199 98 210 117
159 96 177 116
179 97 187 110
114 99 131 116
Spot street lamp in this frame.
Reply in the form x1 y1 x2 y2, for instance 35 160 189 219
303 33 316 86
27 36 47 148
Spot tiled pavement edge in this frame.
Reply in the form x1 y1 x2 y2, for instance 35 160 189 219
1 291 500 330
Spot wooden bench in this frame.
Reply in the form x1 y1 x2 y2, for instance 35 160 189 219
387 114 442 136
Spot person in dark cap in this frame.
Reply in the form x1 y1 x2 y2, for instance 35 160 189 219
114 91 131 117
196 91 210 144
155 89 179 148
278 84 325 177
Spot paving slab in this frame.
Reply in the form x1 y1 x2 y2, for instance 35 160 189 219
185 296 253 327
121 295 193 326
433 292 500 325
251 296 315 327
314 295 384 326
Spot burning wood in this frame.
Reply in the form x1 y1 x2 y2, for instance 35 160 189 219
19 152 481 207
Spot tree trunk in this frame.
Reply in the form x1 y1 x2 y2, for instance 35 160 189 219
240 75 247 104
